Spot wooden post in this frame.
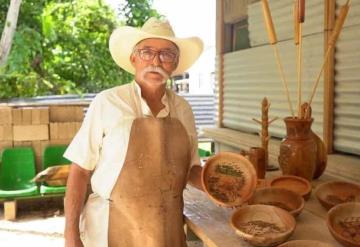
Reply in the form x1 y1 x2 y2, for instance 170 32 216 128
252 98 278 171
323 0 336 153
4 200 17 220
216 0 225 128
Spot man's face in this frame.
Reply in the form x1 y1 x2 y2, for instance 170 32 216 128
131 38 179 87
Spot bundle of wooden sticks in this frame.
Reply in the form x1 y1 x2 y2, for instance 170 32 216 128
260 0 351 119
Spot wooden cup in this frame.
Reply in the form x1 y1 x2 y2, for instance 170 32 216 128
248 147 266 179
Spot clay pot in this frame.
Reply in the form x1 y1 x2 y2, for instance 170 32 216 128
278 117 317 181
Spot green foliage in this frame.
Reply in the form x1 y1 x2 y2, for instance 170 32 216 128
119 0 161 27
0 0 160 99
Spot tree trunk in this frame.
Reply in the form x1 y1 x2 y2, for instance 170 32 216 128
0 0 22 67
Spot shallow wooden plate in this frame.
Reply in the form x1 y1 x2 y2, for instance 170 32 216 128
248 187 305 217
327 202 360 247
201 151 257 207
315 181 360 210
278 240 333 247
269 175 312 200
230 204 296 246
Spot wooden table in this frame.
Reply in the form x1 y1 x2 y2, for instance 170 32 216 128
183 171 344 247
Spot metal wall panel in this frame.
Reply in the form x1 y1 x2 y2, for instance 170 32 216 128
334 1 360 155
222 33 324 138
248 0 324 47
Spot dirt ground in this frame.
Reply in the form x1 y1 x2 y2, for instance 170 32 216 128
0 198 203 247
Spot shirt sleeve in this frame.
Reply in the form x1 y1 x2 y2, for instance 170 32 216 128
64 93 104 170
181 101 201 168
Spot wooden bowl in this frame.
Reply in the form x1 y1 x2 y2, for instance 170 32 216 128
201 151 257 207
269 175 312 200
278 240 333 247
315 181 360 210
248 187 305 217
327 202 360 247
230 204 296 246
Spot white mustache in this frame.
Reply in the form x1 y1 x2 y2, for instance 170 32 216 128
140 66 169 81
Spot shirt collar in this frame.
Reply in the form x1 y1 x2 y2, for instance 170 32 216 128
133 81 170 118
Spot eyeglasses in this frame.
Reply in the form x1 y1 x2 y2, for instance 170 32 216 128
136 48 178 63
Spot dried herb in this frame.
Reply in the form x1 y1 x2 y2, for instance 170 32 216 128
238 220 285 236
215 164 243 177
326 194 355 205
339 217 360 242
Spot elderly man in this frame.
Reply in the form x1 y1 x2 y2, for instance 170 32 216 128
64 17 204 247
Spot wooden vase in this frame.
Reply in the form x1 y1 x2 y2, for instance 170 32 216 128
311 131 327 179
278 117 317 181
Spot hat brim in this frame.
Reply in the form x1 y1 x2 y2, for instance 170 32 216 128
109 26 203 76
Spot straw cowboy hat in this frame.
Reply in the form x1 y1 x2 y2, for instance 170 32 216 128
109 17 203 76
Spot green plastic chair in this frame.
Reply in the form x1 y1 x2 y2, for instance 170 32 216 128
0 147 39 199
40 145 71 194
198 148 211 157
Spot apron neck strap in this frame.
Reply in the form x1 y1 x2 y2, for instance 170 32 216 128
131 82 175 118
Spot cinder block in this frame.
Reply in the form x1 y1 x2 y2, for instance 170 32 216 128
0 125 13 141
13 125 49 141
12 108 22 125
50 123 59 140
39 107 49 124
50 106 84 122
0 107 12 124
13 141 32 147
50 122 80 140
22 108 32 125
49 139 72 146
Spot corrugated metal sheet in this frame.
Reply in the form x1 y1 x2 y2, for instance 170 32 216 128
222 33 324 138
334 0 360 155
248 0 324 47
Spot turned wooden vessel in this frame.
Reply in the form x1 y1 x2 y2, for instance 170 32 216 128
278 117 317 181
316 181 360 210
201 152 257 207
278 240 332 247
231 204 296 246
248 187 305 217
327 202 360 247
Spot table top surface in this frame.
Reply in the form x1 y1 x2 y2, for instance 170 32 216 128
183 171 344 247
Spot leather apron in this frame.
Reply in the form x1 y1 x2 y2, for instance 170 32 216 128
108 91 191 247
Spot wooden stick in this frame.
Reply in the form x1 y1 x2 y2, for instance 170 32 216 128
297 24 303 118
261 0 295 117
305 0 350 118
272 45 295 117
297 0 305 118
261 0 277 45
